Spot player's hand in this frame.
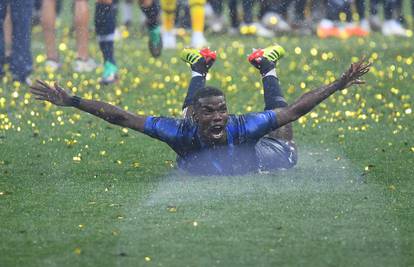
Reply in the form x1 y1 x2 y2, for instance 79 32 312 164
339 57 371 89
30 80 73 107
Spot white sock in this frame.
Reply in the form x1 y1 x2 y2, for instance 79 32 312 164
192 71 203 77
264 68 277 78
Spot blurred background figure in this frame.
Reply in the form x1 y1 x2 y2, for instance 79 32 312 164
3 6 12 64
260 0 302 34
41 0 97 73
205 0 274 37
317 0 369 38
120 0 134 28
370 0 408 36
161 0 207 48
95 0 161 84
0 0 34 84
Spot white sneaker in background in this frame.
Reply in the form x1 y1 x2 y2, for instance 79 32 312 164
382 19 408 36
191 31 208 48
360 19 371 32
73 58 97 72
253 22 274 38
162 31 177 49
209 15 225 33
45 59 61 72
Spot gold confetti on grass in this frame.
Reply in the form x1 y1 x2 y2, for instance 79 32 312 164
167 205 177 213
74 247 81 255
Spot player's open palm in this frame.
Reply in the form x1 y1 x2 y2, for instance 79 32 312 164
30 80 72 107
340 58 371 89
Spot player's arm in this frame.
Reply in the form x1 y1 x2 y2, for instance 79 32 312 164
30 80 147 132
275 58 371 127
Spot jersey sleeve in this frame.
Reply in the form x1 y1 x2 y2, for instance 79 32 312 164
235 110 278 141
144 116 182 144
143 116 191 145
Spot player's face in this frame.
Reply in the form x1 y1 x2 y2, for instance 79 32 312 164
194 96 229 144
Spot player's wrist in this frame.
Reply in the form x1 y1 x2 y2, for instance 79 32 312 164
70 96 82 107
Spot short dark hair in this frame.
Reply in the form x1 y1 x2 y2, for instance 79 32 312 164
192 86 225 107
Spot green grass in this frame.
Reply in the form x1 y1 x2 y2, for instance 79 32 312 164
1 17 414 266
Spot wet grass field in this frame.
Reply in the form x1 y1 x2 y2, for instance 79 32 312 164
1 12 414 266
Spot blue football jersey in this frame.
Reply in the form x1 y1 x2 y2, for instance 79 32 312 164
143 110 278 175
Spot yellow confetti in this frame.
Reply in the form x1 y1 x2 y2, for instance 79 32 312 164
74 247 81 255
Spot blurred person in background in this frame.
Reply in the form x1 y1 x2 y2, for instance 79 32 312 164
205 0 273 37
41 0 97 73
161 0 207 48
370 0 408 36
0 0 34 85
317 0 368 38
95 0 161 84
260 0 310 35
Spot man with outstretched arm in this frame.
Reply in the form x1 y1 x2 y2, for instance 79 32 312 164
30 45 370 175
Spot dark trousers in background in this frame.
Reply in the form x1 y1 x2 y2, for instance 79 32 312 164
0 0 34 81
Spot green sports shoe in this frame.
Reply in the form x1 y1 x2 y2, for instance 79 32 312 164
248 44 285 75
101 61 118 85
148 26 162 58
180 48 217 75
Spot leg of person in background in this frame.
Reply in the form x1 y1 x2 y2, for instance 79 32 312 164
175 0 191 29
160 0 177 49
369 0 382 31
189 0 207 48
41 0 60 71
228 0 240 34
292 0 311 34
121 0 134 27
317 0 343 38
294 0 307 23
208 0 222 15
355 0 370 31
411 0 414 26
261 0 291 33
0 2 8 76
395 0 406 25
206 0 225 33
4 5 12 64
242 0 254 25
239 0 253 34
243 0 274 37
32 0 42 26
9 0 34 84
139 0 162 57
382 0 408 36
73 0 97 72
384 0 394 22
56 0 63 15
343 0 369 37
95 0 118 84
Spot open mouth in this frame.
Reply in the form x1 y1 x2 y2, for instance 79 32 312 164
210 125 224 139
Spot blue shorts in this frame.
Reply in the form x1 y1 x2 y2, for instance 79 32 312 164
255 137 298 171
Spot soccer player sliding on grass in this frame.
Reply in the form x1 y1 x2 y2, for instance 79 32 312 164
30 45 371 175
